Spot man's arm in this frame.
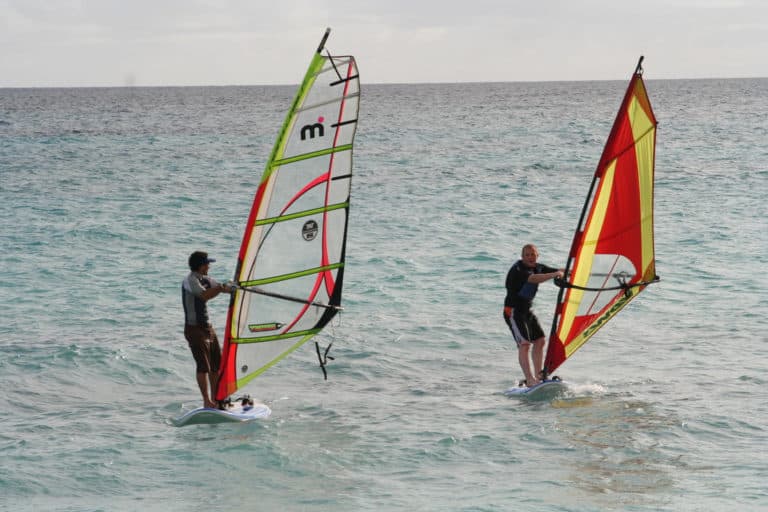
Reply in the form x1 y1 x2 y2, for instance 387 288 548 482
199 279 232 301
527 270 564 284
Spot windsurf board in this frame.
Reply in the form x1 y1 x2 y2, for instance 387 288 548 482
504 379 568 400
172 400 271 427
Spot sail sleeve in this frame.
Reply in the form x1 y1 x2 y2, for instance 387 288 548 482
544 61 658 376
216 30 359 400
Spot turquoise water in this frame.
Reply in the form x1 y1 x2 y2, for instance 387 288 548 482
1 78 766 511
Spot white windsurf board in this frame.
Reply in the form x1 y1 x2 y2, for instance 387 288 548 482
504 379 568 400
172 401 271 427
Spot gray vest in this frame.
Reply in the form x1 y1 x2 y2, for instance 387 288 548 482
182 272 220 326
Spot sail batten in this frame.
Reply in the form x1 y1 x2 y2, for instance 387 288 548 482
241 263 344 286
216 30 359 401
544 58 658 377
254 201 350 226
233 329 322 344
273 144 353 167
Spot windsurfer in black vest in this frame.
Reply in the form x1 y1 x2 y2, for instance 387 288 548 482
503 244 563 387
182 251 233 409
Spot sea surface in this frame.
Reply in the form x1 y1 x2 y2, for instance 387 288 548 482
1 77 766 511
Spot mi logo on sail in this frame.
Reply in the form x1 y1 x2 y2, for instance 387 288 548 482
302 220 318 241
300 116 325 140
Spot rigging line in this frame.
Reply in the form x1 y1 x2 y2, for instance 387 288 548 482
325 49 344 82
314 341 335 380
586 257 624 313
236 285 343 311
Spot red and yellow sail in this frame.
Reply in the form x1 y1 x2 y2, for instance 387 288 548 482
544 58 658 376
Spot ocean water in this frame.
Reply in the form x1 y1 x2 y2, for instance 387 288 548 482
1 77 766 511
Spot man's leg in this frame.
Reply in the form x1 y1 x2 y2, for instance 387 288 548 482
208 371 219 407
518 341 536 386
197 371 215 408
207 327 222 408
531 336 546 383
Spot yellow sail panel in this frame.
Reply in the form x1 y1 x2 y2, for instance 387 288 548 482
629 91 657 280
544 59 659 376
557 159 617 352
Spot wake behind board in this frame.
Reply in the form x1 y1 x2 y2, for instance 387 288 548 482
172 401 271 427
504 379 568 400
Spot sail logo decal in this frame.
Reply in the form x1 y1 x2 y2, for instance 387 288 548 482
580 291 632 341
302 220 318 241
248 322 283 333
300 116 325 140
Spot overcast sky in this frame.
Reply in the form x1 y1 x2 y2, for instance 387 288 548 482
1 0 766 87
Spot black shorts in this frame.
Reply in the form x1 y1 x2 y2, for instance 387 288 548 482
184 324 221 373
503 308 545 346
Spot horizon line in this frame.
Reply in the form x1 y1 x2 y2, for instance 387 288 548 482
2 74 766 90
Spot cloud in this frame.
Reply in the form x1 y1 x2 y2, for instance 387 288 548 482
0 0 766 87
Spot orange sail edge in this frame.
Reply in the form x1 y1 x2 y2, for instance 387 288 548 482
215 331 238 401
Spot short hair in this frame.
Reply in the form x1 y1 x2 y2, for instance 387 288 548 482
188 251 209 271
521 244 538 257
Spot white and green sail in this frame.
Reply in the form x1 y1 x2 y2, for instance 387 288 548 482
216 29 359 400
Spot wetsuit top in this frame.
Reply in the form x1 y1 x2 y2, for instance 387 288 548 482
504 259 558 311
182 271 221 326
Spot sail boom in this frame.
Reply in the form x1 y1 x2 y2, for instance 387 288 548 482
238 285 343 311
556 276 659 293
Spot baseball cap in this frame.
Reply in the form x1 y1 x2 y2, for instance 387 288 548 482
188 251 216 270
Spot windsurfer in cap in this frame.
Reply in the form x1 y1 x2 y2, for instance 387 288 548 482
182 251 233 409
503 244 563 387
